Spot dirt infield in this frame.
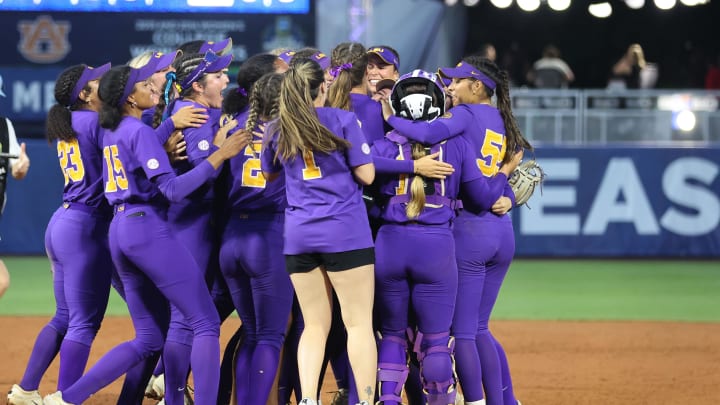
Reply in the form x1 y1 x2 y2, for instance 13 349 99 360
1 317 718 404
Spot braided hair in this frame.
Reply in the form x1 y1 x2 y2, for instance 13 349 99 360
46 65 87 142
327 42 368 111
98 66 132 131
245 72 283 133
464 55 533 163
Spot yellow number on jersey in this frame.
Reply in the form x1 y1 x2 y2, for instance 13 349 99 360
476 129 507 176
241 143 266 188
103 145 129 192
395 144 408 195
57 139 85 185
302 150 322 180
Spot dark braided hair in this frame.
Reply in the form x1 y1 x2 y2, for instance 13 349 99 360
223 53 277 115
46 65 86 143
172 52 208 100
327 42 368 111
98 66 132 131
464 55 533 164
245 72 283 133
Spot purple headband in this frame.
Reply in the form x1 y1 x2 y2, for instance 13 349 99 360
438 60 496 90
330 63 352 78
199 37 233 55
118 59 158 107
69 62 111 106
179 50 233 91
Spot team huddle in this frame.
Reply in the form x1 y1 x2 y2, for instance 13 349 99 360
6 37 535 405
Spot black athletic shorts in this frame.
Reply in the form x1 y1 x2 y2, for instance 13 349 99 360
285 247 375 274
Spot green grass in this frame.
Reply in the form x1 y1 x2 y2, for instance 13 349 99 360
493 259 720 322
0 256 129 316
1 257 719 322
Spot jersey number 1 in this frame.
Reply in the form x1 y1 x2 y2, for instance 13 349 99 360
302 150 322 180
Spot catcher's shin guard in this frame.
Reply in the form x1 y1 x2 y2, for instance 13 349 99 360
411 331 457 405
376 334 410 404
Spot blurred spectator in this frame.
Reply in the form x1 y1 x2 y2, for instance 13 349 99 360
500 41 531 88
527 44 574 88
705 52 720 89
609 43 658 89
474 43 497 62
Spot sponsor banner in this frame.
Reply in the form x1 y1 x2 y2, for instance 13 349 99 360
0 0 310 14
0 67 64 121
0 12 315 66
2 145 718 256
514 147 720 257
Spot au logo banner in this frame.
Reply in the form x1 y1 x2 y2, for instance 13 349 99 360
17 15 71 64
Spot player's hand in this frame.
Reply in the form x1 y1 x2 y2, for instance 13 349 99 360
413 152 454 179
11 142 30 180
499 148 524 177
213 116 238 147
380 98 393 121
170 105 208 129
164 130 187 163
218 129 252 160
491 196 513 215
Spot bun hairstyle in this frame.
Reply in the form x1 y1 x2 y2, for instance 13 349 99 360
223 53 278 115
273 57 350 162
464 55 533 163
46 65 86 142
327 42 368 111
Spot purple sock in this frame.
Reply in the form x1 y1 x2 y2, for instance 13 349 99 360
476 330 503 405
57 340 91 391
118 352 161 405
493 336 517 405
454 338 484 401
234 338 256 404
189 335 220 405
63 342 145 404
19 325 64 390
163 341 192 405
247 343 281 405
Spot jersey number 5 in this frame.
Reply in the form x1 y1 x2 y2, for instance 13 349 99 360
103 145 129 192
476 129 507 177
58 139 85 185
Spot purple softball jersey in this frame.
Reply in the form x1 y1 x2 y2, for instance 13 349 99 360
261 107 373 254
102 116 176 206
225 110 287 213
350 93 387 145
59 110 112 212
371 130 484 226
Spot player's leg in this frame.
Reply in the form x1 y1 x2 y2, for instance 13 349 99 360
409 228 458 405
373 225 411 405
475 222 515 405
324 246 376 405
288 261 334 403
451 214 491 404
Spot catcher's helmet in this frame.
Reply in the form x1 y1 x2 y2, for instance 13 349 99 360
389 69 446 122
